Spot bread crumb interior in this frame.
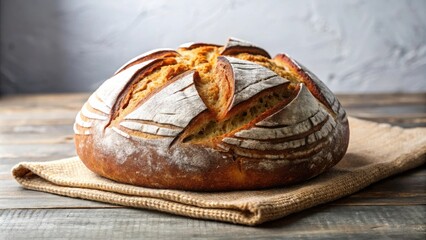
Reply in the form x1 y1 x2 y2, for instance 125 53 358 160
111 46 300 143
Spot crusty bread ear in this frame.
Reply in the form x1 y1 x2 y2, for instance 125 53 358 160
273 53 347 121
221 37 271 58
179 42 222 50
114 49 180 75
215 56 289 119
74 37 350 191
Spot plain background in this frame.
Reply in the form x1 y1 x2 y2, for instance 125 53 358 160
1 0 426 95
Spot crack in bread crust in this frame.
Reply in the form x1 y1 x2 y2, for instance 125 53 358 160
108 41 300 144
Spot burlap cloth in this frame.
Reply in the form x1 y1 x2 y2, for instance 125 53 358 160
11 117 426 225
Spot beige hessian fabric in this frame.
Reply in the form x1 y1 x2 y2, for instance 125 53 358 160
12 117 426 225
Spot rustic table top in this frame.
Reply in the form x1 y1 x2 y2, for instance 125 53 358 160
0 93 425 239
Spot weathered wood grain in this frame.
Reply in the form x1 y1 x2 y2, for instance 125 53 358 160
0 206 424 239
0 179 117 209
338 93 426 107
0 124 74 144
346 107 426 127
0 144 76 161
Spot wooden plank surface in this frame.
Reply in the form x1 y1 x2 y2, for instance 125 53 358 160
1 206 425 239
0 93 425 238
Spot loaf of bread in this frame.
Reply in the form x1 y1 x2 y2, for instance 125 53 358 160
74 37 350 191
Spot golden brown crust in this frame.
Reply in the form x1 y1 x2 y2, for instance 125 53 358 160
74 38 350 191
273 54 333 112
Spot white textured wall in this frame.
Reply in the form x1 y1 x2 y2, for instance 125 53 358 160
1 0 426 94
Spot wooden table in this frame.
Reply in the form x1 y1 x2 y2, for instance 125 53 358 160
1 93 425 239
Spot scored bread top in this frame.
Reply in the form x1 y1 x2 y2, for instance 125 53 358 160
74 37 348 169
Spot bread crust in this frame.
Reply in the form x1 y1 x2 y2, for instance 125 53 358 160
74 38 350 191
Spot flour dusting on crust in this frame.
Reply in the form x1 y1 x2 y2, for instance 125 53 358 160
74 37 350 190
